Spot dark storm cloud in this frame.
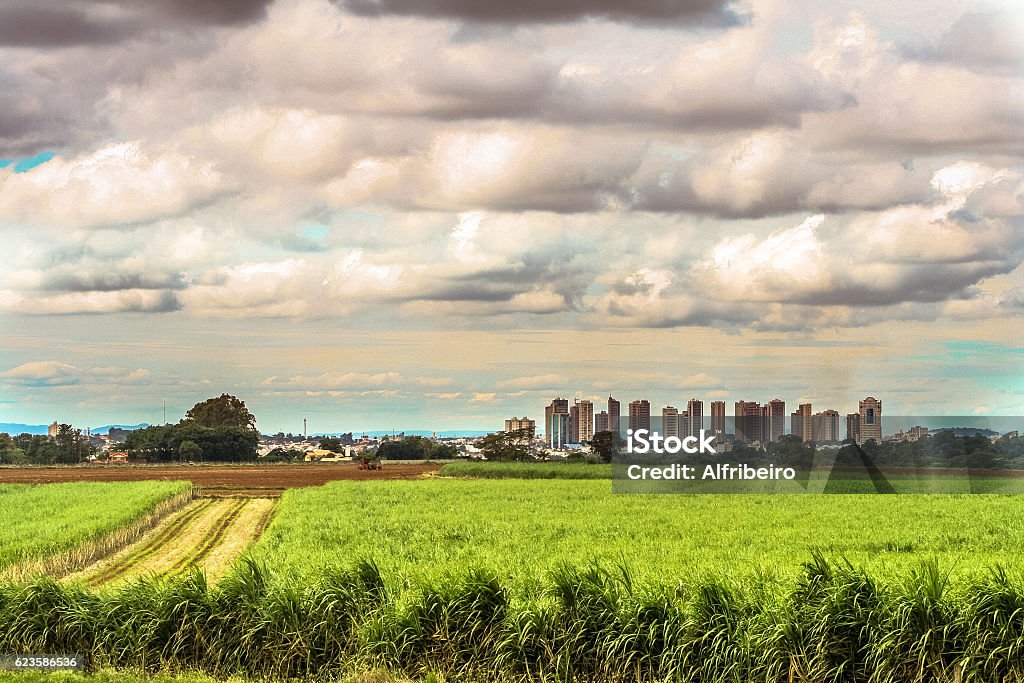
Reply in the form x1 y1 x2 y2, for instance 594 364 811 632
791 265 1012 308
147 0 274 25
416 282 522 302
40 272 190 293
0 0 273 48
408 251 592 307
340 0 741 25
0 6 128 47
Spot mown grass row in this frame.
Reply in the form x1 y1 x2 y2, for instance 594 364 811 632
83 499 215 589
0 483 193 582
3 555 1024 682
439 461 611 479
158 499 248 579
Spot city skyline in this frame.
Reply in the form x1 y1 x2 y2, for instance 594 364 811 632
0 0 1021 433
8 388 1024 441
2 376 1021 436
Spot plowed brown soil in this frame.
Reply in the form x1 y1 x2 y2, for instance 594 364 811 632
0 463 441 491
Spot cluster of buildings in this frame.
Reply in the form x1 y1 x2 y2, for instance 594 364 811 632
515 396 886 450
891 425 930 442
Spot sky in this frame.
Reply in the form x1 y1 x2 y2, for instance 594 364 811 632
0 0 1022 434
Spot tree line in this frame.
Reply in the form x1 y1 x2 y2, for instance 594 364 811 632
0 425 95 465
0 395 261 464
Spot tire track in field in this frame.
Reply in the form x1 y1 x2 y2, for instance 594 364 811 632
70 498 275 588
157 498 247 578
80 499 217 588
251 497 278 538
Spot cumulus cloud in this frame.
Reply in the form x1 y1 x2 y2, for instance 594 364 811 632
592 164 1024 328
909 11 1024 75
0 0 1020 339
0 289 182 315
800 13 1024 156
0 142 227 228
1 361 151 386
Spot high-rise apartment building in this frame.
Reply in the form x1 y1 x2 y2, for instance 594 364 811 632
595 411 610 433
686 398 704 438
577 400 594 443
846 413 860 443
792 403 812 442
548 412 569 449
858 397 882 444
608 396 621 434
662 406 680 438
568 404 580 444
710 400 726 438
504 416 536 437
545 398 570 449
811 410 840 443
734 399 785 443
735 401 762 443
767 399 786 442
628 399 651 431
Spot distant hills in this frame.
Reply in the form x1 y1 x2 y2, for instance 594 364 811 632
0 423 150 436
0 424 489 439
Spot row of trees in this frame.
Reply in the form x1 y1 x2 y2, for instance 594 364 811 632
837 431 1024 470
0 425 95 465
0 395 262 464
475 428 620 463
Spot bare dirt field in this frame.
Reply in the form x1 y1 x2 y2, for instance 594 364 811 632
0 462 442 493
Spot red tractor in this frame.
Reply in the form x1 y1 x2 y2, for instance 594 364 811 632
358 456 382 471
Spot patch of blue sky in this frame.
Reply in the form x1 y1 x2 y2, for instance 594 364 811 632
12 151 56 173
902 340 1023 364
943 340 1024 358
302 225 331 240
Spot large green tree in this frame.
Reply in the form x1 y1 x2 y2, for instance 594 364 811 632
479 428 533 461
124 422 258 462
319 437 345 453
185 394 257 430
0 433 26 464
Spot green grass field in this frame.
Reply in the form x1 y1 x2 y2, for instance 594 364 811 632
250 479 1024 594
7 478 1024 680
0 482 192 577
439 460 611 479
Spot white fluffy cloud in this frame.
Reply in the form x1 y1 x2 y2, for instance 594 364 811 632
0 0 1019 336
0 142 226 228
